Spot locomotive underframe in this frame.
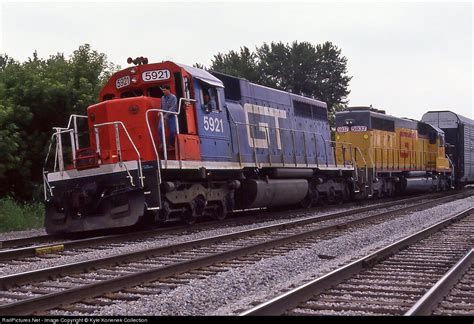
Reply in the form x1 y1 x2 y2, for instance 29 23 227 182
44 160 357 233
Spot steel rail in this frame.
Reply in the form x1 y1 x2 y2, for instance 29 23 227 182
404 248 474 316
0 196 472 315
239 207 474 316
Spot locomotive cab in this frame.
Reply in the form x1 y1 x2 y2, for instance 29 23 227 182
93 61 203 162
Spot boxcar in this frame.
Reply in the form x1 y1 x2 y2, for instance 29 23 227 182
421 111 474 186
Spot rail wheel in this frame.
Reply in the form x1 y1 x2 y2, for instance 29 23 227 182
327 187 336 204
212 199 227 221
156 201 171 224
300 193 312 209
181 203 197 225
384 182 395 197
342 184 351 201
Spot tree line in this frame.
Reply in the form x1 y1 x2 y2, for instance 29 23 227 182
0 42 350 201
199 41 351 122
0 45 118 200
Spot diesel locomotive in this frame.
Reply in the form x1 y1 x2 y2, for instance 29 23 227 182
42 59 473 234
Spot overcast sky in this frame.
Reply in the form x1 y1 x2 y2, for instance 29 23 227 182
1 0 472 120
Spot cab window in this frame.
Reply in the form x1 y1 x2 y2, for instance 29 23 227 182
428 132 437 144
439 134 445 147
102 94 115 101
120 89 143 98
200 83 219 112
147 86 164 98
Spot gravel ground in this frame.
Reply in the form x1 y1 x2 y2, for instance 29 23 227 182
47 195 474 316
0 228 47 241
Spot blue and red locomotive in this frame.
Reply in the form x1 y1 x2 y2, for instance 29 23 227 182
43 59 356 234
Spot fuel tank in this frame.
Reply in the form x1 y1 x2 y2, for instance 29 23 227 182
237 179 308 209
401 177 436 192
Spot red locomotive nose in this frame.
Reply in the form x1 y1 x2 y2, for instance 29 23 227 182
87 96 162 165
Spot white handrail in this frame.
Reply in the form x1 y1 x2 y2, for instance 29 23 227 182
145 98 197 165
93 121 144 188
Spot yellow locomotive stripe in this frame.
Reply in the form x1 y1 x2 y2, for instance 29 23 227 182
35 244 65 255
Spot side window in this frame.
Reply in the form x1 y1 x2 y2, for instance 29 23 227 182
201 84 219 113
439 134 445 147
120 89 143 98
147 86 163 98
102 94 115 101
428 132 437 144
183 77 191 99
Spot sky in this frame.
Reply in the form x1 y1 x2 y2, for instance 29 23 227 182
0 0 472 120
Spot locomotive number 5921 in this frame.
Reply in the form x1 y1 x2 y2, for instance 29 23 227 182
142 69 171 82
203 116 224 133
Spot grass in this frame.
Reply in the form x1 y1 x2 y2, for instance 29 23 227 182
0 197 45 232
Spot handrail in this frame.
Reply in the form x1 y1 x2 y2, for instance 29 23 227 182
145 98 197 166
65 114 88 152
42 172 54 200
65 114 88 129
51 128 76 172
144 98 196 209
232 120 354 169
93 121 144 188
446 155 455 188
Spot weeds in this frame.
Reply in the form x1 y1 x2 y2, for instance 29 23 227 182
0 197 45 232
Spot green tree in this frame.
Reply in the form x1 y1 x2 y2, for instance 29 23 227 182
210 46 261 82
207 41 351 121
312 42 351 114
0 45 118 200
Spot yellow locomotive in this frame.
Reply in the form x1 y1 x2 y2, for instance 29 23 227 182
335 107 452 197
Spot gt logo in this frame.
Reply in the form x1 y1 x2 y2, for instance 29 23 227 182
244 103 287 149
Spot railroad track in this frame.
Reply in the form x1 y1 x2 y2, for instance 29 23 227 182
241 207 474 316
0 190 461 252
0 190 466 262
406 248 474 316
0 191 471 315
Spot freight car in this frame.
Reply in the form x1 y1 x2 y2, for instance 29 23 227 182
43 60 357 234
335 107 453 197
421 111 474 187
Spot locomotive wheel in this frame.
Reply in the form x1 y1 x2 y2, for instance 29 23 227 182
376 187 384 198
384 183 394 197
212 200 227 221
342 184 351 201
181 204 197 225
194 195 207 215
441 181 448 191
156 201 171 224
301 183 319 208
327 187 336 203
300 193 313 209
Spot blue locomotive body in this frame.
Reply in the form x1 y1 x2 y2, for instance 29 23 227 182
192 70 334 167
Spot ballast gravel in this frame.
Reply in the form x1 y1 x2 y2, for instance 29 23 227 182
0 228 46 241
45 195 474 316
